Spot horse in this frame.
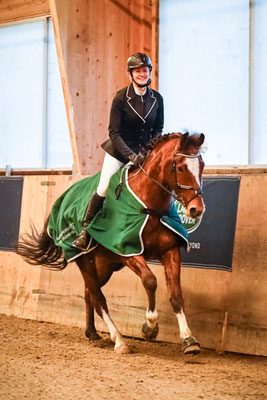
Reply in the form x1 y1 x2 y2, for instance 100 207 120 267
16 132 205 355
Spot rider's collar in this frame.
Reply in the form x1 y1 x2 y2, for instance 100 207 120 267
132 83 147 96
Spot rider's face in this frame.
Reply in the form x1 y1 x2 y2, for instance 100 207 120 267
131 66 150 86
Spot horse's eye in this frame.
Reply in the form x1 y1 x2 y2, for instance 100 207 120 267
177 166 185 173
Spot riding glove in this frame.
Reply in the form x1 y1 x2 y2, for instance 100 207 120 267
129 152 145 166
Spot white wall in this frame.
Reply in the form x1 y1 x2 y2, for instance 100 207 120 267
0 21 44 168
250 0 267 164
0 18 73 169
159 0 266 165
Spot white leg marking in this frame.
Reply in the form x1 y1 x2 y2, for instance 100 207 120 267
102 309 126 351
186 158 200 186
176 309 192 340
146 309 158 329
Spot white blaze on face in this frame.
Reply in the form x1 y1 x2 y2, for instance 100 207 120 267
185 158 200 186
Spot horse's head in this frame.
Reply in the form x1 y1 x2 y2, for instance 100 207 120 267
146 132 205 218
171 132 205 218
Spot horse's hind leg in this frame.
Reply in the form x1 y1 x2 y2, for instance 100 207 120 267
160 249 200 355
125 255 159 340
76 257 102 340
84 289 102 341
76 255 130 353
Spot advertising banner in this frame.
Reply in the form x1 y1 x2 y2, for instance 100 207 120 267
0 177 23 251
179 176 240 272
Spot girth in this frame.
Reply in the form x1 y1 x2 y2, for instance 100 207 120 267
141 208 167 217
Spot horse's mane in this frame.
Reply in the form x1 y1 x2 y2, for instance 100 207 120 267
146 131 203 153
146 132 181 152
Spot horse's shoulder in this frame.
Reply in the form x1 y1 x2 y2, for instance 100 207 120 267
144 218 177 241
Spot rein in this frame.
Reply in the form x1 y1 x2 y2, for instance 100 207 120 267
115 143 203 209
139 164 180 202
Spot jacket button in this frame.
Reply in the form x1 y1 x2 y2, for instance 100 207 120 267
141 128 144 132
140 136 143 139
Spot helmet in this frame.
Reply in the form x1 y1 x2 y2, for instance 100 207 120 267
127 53 153 72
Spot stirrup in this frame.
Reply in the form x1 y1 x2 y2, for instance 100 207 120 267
72 229 89 250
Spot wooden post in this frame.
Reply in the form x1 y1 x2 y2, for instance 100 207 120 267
217 311 228 355
49 0 81 175
151 0 159 89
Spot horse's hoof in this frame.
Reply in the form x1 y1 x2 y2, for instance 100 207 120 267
142 321 159 341
182 336 201 355
114 343 131 354
85 329 102 342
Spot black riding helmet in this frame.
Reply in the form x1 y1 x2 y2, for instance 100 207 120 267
127 53 153 72
127 53 152 88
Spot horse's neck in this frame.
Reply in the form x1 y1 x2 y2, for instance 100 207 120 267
128 148 172 211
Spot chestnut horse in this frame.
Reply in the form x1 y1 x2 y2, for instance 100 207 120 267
16 132 205 355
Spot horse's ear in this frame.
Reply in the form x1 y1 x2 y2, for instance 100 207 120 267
197 133 205 146
180 132 189 150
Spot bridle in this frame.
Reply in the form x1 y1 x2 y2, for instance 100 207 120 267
139 146 203 209
171 151 203 207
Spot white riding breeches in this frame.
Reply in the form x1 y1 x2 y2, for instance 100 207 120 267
96 153 124 197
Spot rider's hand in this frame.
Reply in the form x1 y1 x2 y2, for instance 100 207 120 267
129 152 145 166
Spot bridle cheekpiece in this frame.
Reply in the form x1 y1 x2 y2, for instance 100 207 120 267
171 149 203 208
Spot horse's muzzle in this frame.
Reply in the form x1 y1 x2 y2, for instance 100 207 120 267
189 206 203 218
186 195 205 218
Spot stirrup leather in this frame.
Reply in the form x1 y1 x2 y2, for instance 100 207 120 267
85 236 98 253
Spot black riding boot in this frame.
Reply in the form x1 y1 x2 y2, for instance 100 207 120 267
72 191 105 251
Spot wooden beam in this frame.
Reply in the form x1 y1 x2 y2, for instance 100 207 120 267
204 166 267 175
151 0 160 89
0 169 72 176
0 0 50 24
49 0 81 175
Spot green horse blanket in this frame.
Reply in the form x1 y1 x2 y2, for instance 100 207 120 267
48 166 189 262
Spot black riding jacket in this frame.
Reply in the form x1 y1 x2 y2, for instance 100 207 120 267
101 83 164 163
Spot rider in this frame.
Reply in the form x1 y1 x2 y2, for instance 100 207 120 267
73 53 164 251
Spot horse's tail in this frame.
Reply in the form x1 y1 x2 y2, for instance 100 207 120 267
15 217 67 270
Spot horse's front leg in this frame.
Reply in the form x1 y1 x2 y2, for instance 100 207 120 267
124 255 159 340
76 255 130 353
160 249 201 354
